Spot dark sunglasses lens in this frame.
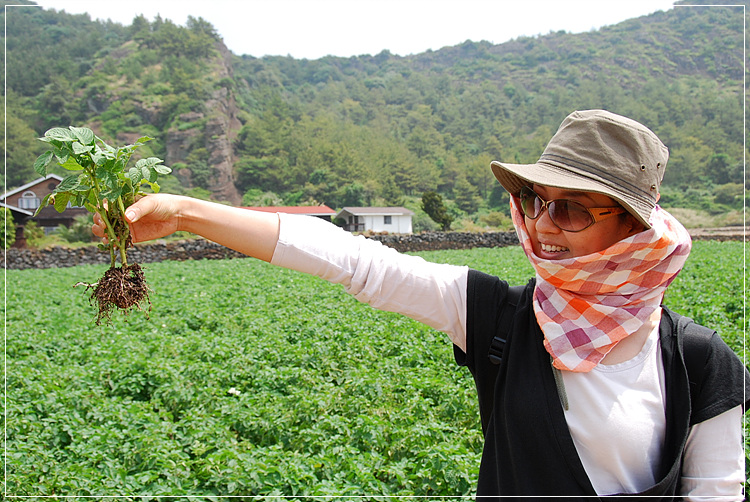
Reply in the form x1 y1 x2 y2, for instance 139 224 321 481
519 187 542 219
548 200 594 231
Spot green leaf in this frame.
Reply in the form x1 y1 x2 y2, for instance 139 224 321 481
54 149 69 165
154 165 172 175
34 151 54 176
96 168 117 189
59 156 84 171
44 127 76 142
116 145 136 161
101 186 123 202
94 142 117 161
38 136 58 145
33 193 52 216
96 139 117 158
128 167 142 185
54 174 81 193
87 190 98 207
71 193 86 207
135 157 163 169
97 158 117 174
136 136 153 144
149 181 161 193
141 166 156 183
69 126 95 145
114 157 129 173
54 192 72 213
72 142 94 155
91 151 105 166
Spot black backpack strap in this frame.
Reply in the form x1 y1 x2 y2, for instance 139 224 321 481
672 311 714 407
488 284 526 365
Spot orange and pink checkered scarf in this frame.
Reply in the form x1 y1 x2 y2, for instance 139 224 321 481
510 198 692 372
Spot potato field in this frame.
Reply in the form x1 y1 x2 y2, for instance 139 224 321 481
3 241 747 497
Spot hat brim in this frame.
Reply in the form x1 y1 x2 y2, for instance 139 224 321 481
491 160 654 229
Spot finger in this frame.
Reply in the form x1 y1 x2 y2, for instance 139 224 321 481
124 195 155 223
92 223 108 243
92 212 105 237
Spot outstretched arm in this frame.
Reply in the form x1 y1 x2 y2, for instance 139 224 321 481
92 194 280 262
93 193 469 349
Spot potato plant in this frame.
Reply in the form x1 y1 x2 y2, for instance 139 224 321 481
4 243 745 495
34 126 171 323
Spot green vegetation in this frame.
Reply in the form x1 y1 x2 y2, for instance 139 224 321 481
421 191 453 231
4 242 747 496
2 207 17 248
2 1 746 227
53 214 95 244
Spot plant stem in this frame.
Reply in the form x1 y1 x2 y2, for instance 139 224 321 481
116 196 130 267
89 177 118 268
98 208 118 268
119 244 128 267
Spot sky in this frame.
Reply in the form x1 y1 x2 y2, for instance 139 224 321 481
30 0 678 60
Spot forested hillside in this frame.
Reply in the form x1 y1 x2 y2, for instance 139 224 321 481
2 0 745 230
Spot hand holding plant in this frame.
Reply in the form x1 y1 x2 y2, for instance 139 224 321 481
34 126 171 324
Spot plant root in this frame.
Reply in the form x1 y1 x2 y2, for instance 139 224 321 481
80 263 151 325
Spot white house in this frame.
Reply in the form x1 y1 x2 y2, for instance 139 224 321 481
335 207 414 234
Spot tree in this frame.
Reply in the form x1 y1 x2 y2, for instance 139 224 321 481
1 208 16 249
381 175 404 206
186 16 219 40
339 183 365 207
707 153 731 185
421 191 453 231
453 175 482 213
3 113 44 187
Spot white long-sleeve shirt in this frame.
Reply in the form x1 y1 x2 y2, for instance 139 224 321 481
269 213 745 500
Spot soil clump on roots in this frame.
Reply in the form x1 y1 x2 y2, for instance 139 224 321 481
82 263 151 325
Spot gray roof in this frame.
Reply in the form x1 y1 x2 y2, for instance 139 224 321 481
1 173 63 200
1 201 33 216
337 207 415 216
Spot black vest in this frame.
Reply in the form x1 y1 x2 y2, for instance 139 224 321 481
455 271 750 500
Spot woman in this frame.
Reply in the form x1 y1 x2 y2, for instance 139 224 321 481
94 110 749 498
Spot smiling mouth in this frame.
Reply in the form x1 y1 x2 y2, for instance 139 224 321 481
540 243 569 253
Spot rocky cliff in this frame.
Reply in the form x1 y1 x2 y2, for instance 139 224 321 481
82 37 244 205
165 41 243 205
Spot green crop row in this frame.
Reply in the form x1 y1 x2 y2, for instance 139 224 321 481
3 241 747 497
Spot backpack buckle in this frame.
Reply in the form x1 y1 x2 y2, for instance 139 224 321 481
488 335 506 365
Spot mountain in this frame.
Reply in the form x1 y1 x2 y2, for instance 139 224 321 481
2 0 745 223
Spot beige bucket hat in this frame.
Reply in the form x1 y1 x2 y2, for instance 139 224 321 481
491 109 668 229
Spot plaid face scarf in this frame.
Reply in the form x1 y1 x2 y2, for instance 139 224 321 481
510 197 692 372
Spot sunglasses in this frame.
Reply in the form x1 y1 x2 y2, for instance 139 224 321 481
518 186 626 232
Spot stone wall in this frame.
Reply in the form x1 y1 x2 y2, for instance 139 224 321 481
372 231 520 252
2 231 520 270
3 228 743 271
